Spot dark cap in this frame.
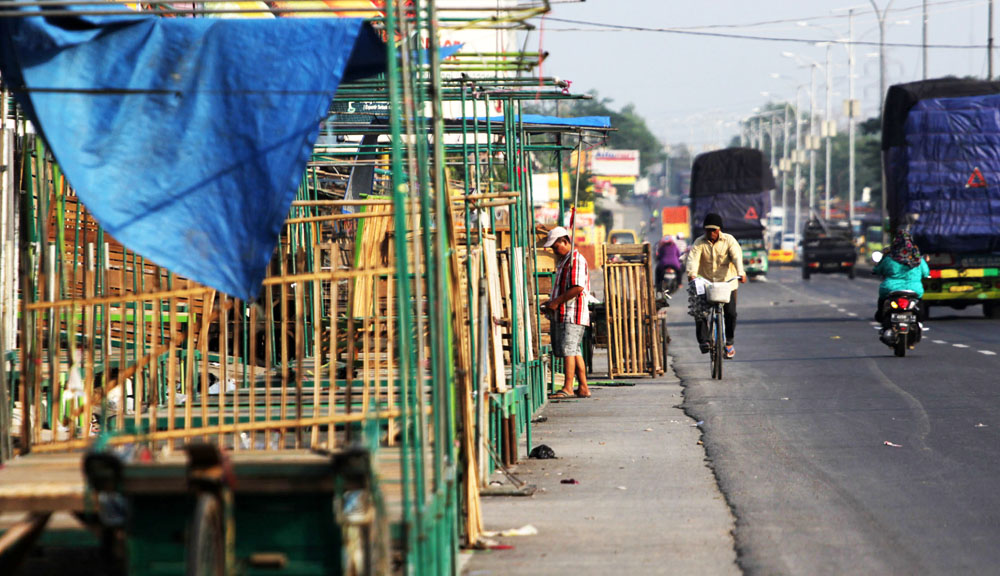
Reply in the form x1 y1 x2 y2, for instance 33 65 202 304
703 213 723 230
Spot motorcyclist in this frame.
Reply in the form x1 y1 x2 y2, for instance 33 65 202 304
655 234 683 291
873 230 930 323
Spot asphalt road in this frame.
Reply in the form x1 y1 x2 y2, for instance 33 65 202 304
671 266 1000 576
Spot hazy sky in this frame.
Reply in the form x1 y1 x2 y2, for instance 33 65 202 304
528 0 998 150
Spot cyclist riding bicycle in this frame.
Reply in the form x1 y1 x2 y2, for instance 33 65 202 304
685 213 748 358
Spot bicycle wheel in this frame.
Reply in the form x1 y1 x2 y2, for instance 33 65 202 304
705 312 716 378
187 492 225 576
713 306 726 379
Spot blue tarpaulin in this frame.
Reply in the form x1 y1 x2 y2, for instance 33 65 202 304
690 148 773 239
0 6 383 299
884 79 1000 254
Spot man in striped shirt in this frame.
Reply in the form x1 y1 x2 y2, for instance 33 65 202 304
542 226 591 399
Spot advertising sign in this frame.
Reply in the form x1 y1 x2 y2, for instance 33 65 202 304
590 149 640 177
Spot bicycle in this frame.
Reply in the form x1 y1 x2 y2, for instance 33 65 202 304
700 278 737 380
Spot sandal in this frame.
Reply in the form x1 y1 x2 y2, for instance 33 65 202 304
548 390 573 399
575 390 591 398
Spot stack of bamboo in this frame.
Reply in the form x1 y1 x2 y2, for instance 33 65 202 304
601 242 665 378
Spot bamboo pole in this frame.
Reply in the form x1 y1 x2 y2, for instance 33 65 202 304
311 250 322 448
31 408 412 454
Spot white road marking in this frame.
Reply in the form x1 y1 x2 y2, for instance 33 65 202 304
932 340 947 344
836 308 847 313
979 350 997 356
847 312 858 317
953 343 970 349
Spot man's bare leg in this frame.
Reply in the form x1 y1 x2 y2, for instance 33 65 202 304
560 356 577 395
573 355 589 396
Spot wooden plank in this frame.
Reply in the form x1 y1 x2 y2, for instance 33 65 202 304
0 454 86 513
481 235 507 393
0 512 52 569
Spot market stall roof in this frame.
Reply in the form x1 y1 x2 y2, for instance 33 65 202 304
0 6 385 300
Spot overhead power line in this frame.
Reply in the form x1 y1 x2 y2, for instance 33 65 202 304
541 15 992 50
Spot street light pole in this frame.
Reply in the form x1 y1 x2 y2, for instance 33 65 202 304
795 87 804 244
869 0 895 115
809 63 817 219
768 113 778 245
990 0 995 80
869 0 895 245
783 103 791 242
922 0 928 79
849 8 857 226
824 45 833 220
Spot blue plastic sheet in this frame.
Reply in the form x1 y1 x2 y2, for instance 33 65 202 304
690 148 773 238
1 7 378 299
888 93 1000 253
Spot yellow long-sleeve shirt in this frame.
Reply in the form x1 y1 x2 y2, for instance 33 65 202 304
685 232 746 283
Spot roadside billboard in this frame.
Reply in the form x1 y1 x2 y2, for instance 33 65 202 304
590 149 640 178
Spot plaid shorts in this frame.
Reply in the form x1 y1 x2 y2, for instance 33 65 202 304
551 322 586 358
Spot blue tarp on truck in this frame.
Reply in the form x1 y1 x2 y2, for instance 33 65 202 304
883 78 1000 316
689 147 773 239
883 78 1000 254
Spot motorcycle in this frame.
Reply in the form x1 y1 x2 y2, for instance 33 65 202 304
657 266 681 297
872 251 923 357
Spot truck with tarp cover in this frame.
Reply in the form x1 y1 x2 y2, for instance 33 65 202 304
883 78 1000 318
690 148 774 277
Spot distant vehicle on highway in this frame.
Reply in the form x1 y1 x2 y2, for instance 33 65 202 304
608 229 638 244
689 147 774 279
801 218 857 280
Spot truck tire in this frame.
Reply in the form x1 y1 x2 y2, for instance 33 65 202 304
918 305 930 322
984 302 1000 319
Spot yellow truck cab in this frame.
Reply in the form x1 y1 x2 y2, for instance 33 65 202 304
607 229 638 244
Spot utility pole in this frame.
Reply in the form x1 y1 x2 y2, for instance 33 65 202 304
809 63 817 219
869 0 895 244
769 114 778 245
869 0 895 116
922 0 928 79
783 103 791 242
848 8 857 227
990 0 995 80
824 45 833 220
795 88 804 245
